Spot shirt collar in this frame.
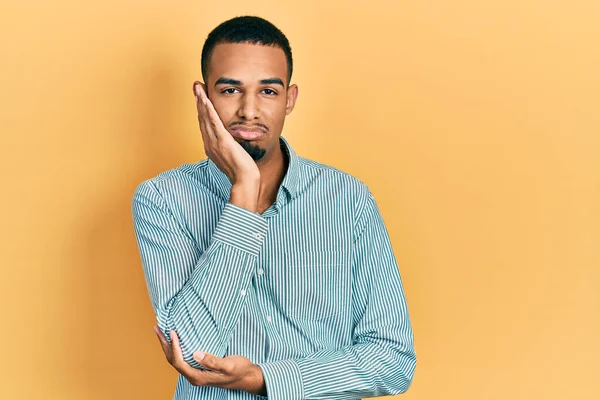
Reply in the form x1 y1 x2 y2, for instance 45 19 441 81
207 136 301 202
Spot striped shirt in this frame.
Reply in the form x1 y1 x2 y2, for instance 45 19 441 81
132 136 416 400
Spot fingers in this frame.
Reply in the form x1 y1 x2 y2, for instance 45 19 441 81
193 82 208 131
194 81 207 104
203 98 228 140
193 351 228 373
156 327 235 388
194 81 227 140
169 330 185 362
194 82 219 142
153 325 167 345
153 325 172 360
168 330 199 377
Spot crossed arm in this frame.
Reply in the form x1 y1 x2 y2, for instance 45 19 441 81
132 180 416 399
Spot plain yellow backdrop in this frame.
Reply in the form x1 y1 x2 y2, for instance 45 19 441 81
1 1 599 399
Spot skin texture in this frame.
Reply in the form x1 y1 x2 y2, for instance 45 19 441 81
155 42 299 395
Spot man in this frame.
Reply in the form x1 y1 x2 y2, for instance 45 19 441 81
132 15 416 400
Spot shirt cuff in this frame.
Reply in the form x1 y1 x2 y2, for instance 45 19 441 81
212 203 269 256
258 358 304 400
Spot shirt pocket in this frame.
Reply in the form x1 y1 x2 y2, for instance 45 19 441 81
274 250 350 321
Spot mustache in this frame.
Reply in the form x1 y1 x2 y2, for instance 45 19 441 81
228 121 269 132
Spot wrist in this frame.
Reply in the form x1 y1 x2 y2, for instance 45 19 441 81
230 183 259 213
232 169 260 187
247 364 266 396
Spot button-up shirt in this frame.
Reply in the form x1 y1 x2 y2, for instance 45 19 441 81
132 136 416 400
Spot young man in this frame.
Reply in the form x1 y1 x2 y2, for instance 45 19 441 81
132 16 416 400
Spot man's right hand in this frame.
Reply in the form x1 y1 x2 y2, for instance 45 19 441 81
194 82 260 212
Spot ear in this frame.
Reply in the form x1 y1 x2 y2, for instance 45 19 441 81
285 84 299 115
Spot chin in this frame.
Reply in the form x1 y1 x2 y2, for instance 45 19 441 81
239 140 267 161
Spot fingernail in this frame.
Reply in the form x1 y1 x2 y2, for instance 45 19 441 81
195 84 201 97
194 351 205 361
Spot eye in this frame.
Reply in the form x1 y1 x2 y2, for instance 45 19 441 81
221 88 240 94
262 88 278 96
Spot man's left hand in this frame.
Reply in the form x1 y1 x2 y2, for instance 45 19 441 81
153 326 266 396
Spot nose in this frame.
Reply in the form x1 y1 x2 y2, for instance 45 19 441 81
237 93 260 120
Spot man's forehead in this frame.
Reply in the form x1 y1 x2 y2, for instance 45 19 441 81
215 77 285 87
208 42 287 82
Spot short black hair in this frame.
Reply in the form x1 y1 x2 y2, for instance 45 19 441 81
201 16 293 86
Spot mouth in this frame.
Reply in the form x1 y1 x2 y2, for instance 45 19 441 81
230 126 268 141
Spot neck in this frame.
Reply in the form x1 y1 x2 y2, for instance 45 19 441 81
255 142 288 212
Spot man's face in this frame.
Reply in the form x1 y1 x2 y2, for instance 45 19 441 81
204 42 298 163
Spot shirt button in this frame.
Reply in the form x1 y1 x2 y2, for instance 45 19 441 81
254 233 263 240
266 316 272 323
257 268 264 276
240 289 247 297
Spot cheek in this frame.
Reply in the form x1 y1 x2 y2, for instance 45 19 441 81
264 101 288 121
262 109 284 130
211 100 236 123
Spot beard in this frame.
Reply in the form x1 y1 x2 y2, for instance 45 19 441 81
239 140 266 161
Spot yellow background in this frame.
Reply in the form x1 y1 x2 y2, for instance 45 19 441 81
1 1 598 399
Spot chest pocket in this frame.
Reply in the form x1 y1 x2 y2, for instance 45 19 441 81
273 250 350 321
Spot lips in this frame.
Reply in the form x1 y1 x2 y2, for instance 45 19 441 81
230 126 267 141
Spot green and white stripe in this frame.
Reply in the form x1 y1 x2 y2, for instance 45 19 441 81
132 137 416 399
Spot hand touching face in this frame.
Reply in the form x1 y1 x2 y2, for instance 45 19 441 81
201 42 298 165
193 81 259 185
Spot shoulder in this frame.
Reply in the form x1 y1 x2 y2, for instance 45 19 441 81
297 156 373 203
133 159 211 202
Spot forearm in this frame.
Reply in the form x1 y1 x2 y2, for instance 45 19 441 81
133 181 268 368
258 338 416 400
157 231 264 367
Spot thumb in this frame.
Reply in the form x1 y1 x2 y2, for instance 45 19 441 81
193 351 220 371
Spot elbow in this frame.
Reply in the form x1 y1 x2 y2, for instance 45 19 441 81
395 354 416 394
153 297 179 344
378 347 416 396
393 349 417 394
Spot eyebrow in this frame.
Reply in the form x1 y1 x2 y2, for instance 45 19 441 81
214 77 285 87
259 78 285 87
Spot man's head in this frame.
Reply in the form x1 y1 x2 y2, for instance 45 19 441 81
198 16 298 163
